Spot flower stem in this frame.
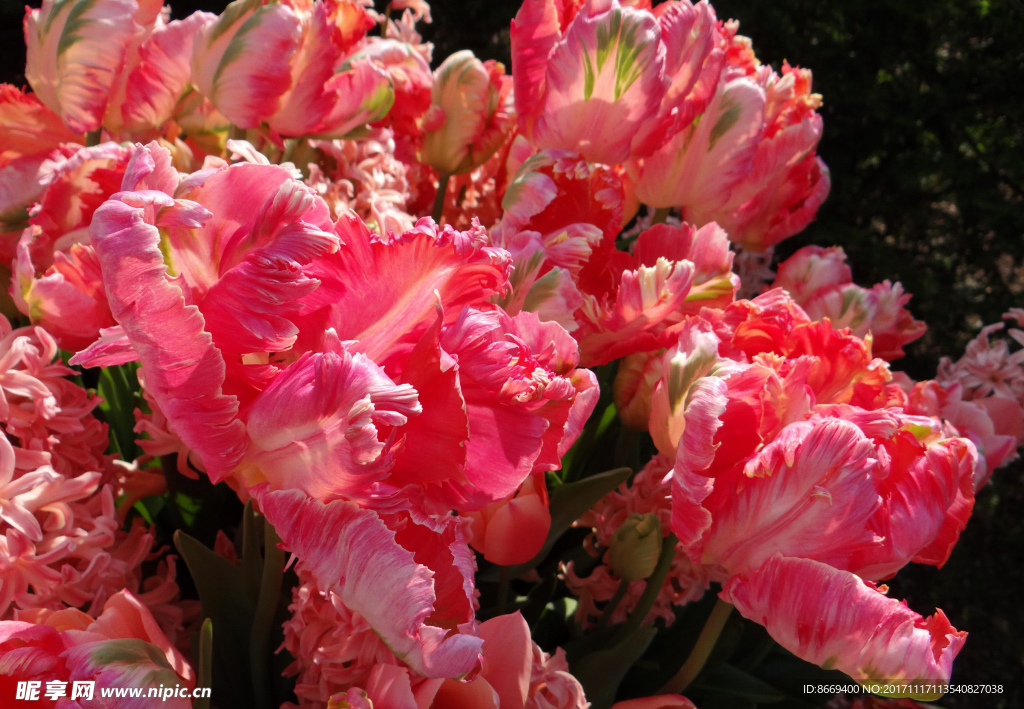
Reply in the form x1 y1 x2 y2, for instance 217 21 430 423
496 565 511 615
614 532 677 642
597 579 630 630
659 598 734 694
433 173 451 223
651 207 671 225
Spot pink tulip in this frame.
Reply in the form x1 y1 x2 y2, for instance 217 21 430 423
707 63 830 252
653 303 975 685
191 0 391 138
511 0 725 165
24 0 214 136
573 221 737 366
420 51 515 177
0 85 81 235
0 591 194 707
773 245 927 361
626 76 766 215
463 472 551 566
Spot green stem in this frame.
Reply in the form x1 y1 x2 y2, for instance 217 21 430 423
250 522 284 709
432 173 451 223
651 207 671 225
195 618 213 709
496 565 511 615
614 533 677 642
596 579 630 630
85 130 102 147
659 598 734 694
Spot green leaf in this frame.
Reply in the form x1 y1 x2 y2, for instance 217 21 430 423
96 363 141 460
571 624 658 709
695 664 786 703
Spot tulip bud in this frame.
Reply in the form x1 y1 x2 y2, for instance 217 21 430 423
420 50 514 177
463 472 550 566
613 351 663 431
608 513 662 582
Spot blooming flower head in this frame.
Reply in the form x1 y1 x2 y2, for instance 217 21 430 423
772 246 926 361
512 0 725 165
24 0 214 136
0 590 194 708
655 308 974 687
191 0 392 138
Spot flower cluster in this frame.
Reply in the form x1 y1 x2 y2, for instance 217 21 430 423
0 0 1019 707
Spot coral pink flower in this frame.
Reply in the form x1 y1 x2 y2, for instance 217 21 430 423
420 51 515 177
427 612 588 709
704 63 830 252
308 129 417 236
0 85 81 165
0 590 194 708
463 472 551 566
191 0 391 138
82 143 595 511
627 76 765 215
573 221 737 367
492 147 624 332
0 86 82 227
649 305 974 684
358 39 434 163
937 312 1024 407
24 0 214 136
772 246 926 361
511 0 724 165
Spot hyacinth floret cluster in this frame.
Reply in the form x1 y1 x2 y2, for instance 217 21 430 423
0 0 1021 708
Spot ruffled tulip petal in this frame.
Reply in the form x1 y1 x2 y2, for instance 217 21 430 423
244 349 420 502
722 555 966 691
89 191 246 481
120 12 216 133
258 488 484 679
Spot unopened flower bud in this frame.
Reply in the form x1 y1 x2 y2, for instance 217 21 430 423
608 513 662 582
420 50 514 176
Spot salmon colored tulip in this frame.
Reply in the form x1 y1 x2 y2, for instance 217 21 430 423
464 472 551 566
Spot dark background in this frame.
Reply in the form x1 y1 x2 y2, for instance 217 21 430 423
3 0 1023 706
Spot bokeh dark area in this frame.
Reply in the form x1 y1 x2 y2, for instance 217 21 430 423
3 0 1023 705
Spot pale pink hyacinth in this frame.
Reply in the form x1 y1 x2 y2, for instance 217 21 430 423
308 129 417 235
527 643 589 709
937 311 1024 407
565 454 709 628
0 315 188 643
